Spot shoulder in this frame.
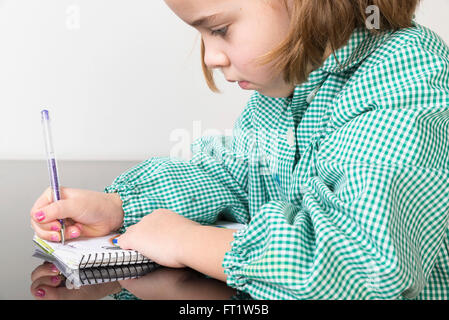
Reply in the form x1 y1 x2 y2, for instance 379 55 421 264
328 23 449 131
365 22 449 76
341 23 449 111
391 22 449 57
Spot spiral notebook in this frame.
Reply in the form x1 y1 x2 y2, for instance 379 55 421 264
32 247 159 288
33 233 157 287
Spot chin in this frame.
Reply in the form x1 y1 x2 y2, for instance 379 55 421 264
257 89 294 98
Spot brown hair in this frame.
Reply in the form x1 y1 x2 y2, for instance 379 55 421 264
201 0 420 93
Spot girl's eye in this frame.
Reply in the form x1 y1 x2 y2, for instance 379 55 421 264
210 26 228 37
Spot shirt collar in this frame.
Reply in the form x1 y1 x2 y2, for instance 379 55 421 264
319 26 397 74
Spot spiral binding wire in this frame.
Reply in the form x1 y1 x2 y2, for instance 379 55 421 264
79 262 159 285
78 250 151 269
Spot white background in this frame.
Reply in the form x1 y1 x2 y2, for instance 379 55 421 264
1 0 448 161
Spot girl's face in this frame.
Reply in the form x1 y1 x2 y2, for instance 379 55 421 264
164 0 295 98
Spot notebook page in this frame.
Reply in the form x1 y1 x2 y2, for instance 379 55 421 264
214 220 245 230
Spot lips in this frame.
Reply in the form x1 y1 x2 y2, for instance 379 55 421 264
238 81 250 89
225 77 251 89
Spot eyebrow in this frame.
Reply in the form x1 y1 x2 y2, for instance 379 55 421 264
189 13 222 27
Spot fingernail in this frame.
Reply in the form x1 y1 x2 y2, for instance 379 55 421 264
51 276 60 284
50 265 59 273
51 225 60 232
50 234 59 242
35 211 45 222
70 229 79 238
35 289 45 297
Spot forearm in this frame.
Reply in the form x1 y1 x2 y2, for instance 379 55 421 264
179 225 236 283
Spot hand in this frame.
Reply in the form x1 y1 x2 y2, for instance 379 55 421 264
30 262 121 300
116 209 201 268
30 186 124 242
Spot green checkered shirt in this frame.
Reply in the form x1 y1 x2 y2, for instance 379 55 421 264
105 22 449 300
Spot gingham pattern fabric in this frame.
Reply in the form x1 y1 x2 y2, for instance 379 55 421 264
105 22 449 300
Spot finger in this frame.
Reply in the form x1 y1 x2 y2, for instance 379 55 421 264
30 186 53 215
31 219 63 242
31 218 68 242
31 217 79 233
31 219 63 233
33 220 82 242
31 274 64 292
31 285 68 300
30 186 67 216
114 235 128 250
31 262 60 282
64 224 82 240
30 186 72 214
115 224 136 250
30 198 75 225
30 186 81 224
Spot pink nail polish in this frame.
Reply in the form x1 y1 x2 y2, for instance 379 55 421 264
70 230 79 238
35 211 45 222
35 289 45 297
50 265 59 273
51 276 60 284
50 234 59 242
51 225 60 232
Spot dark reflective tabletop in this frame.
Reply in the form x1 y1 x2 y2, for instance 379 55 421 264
30 258 238 300
0 160 239 300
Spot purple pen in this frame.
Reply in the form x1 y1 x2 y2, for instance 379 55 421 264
41 110 65 245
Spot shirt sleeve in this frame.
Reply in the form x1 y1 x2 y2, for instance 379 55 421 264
222 41 449 300
103 92 260 230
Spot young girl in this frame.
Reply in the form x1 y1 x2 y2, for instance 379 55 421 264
30 0 449 300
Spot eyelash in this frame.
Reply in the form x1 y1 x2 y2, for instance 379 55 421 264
210 26 228 37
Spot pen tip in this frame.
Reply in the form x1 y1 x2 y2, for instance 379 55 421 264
41 109 49 121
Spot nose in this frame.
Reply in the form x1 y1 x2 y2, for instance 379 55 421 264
203 42 230 70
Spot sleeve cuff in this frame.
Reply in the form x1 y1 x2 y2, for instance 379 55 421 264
222 201 302 297
222 225 252 293
103 181 146 232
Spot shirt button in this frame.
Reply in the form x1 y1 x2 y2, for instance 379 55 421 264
306 86 321 104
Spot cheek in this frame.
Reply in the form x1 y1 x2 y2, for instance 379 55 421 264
228 40 273 76
230 48 277 83
229 27 287 81
228 50 252 71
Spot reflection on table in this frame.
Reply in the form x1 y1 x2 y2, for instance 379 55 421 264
30 257 249 300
